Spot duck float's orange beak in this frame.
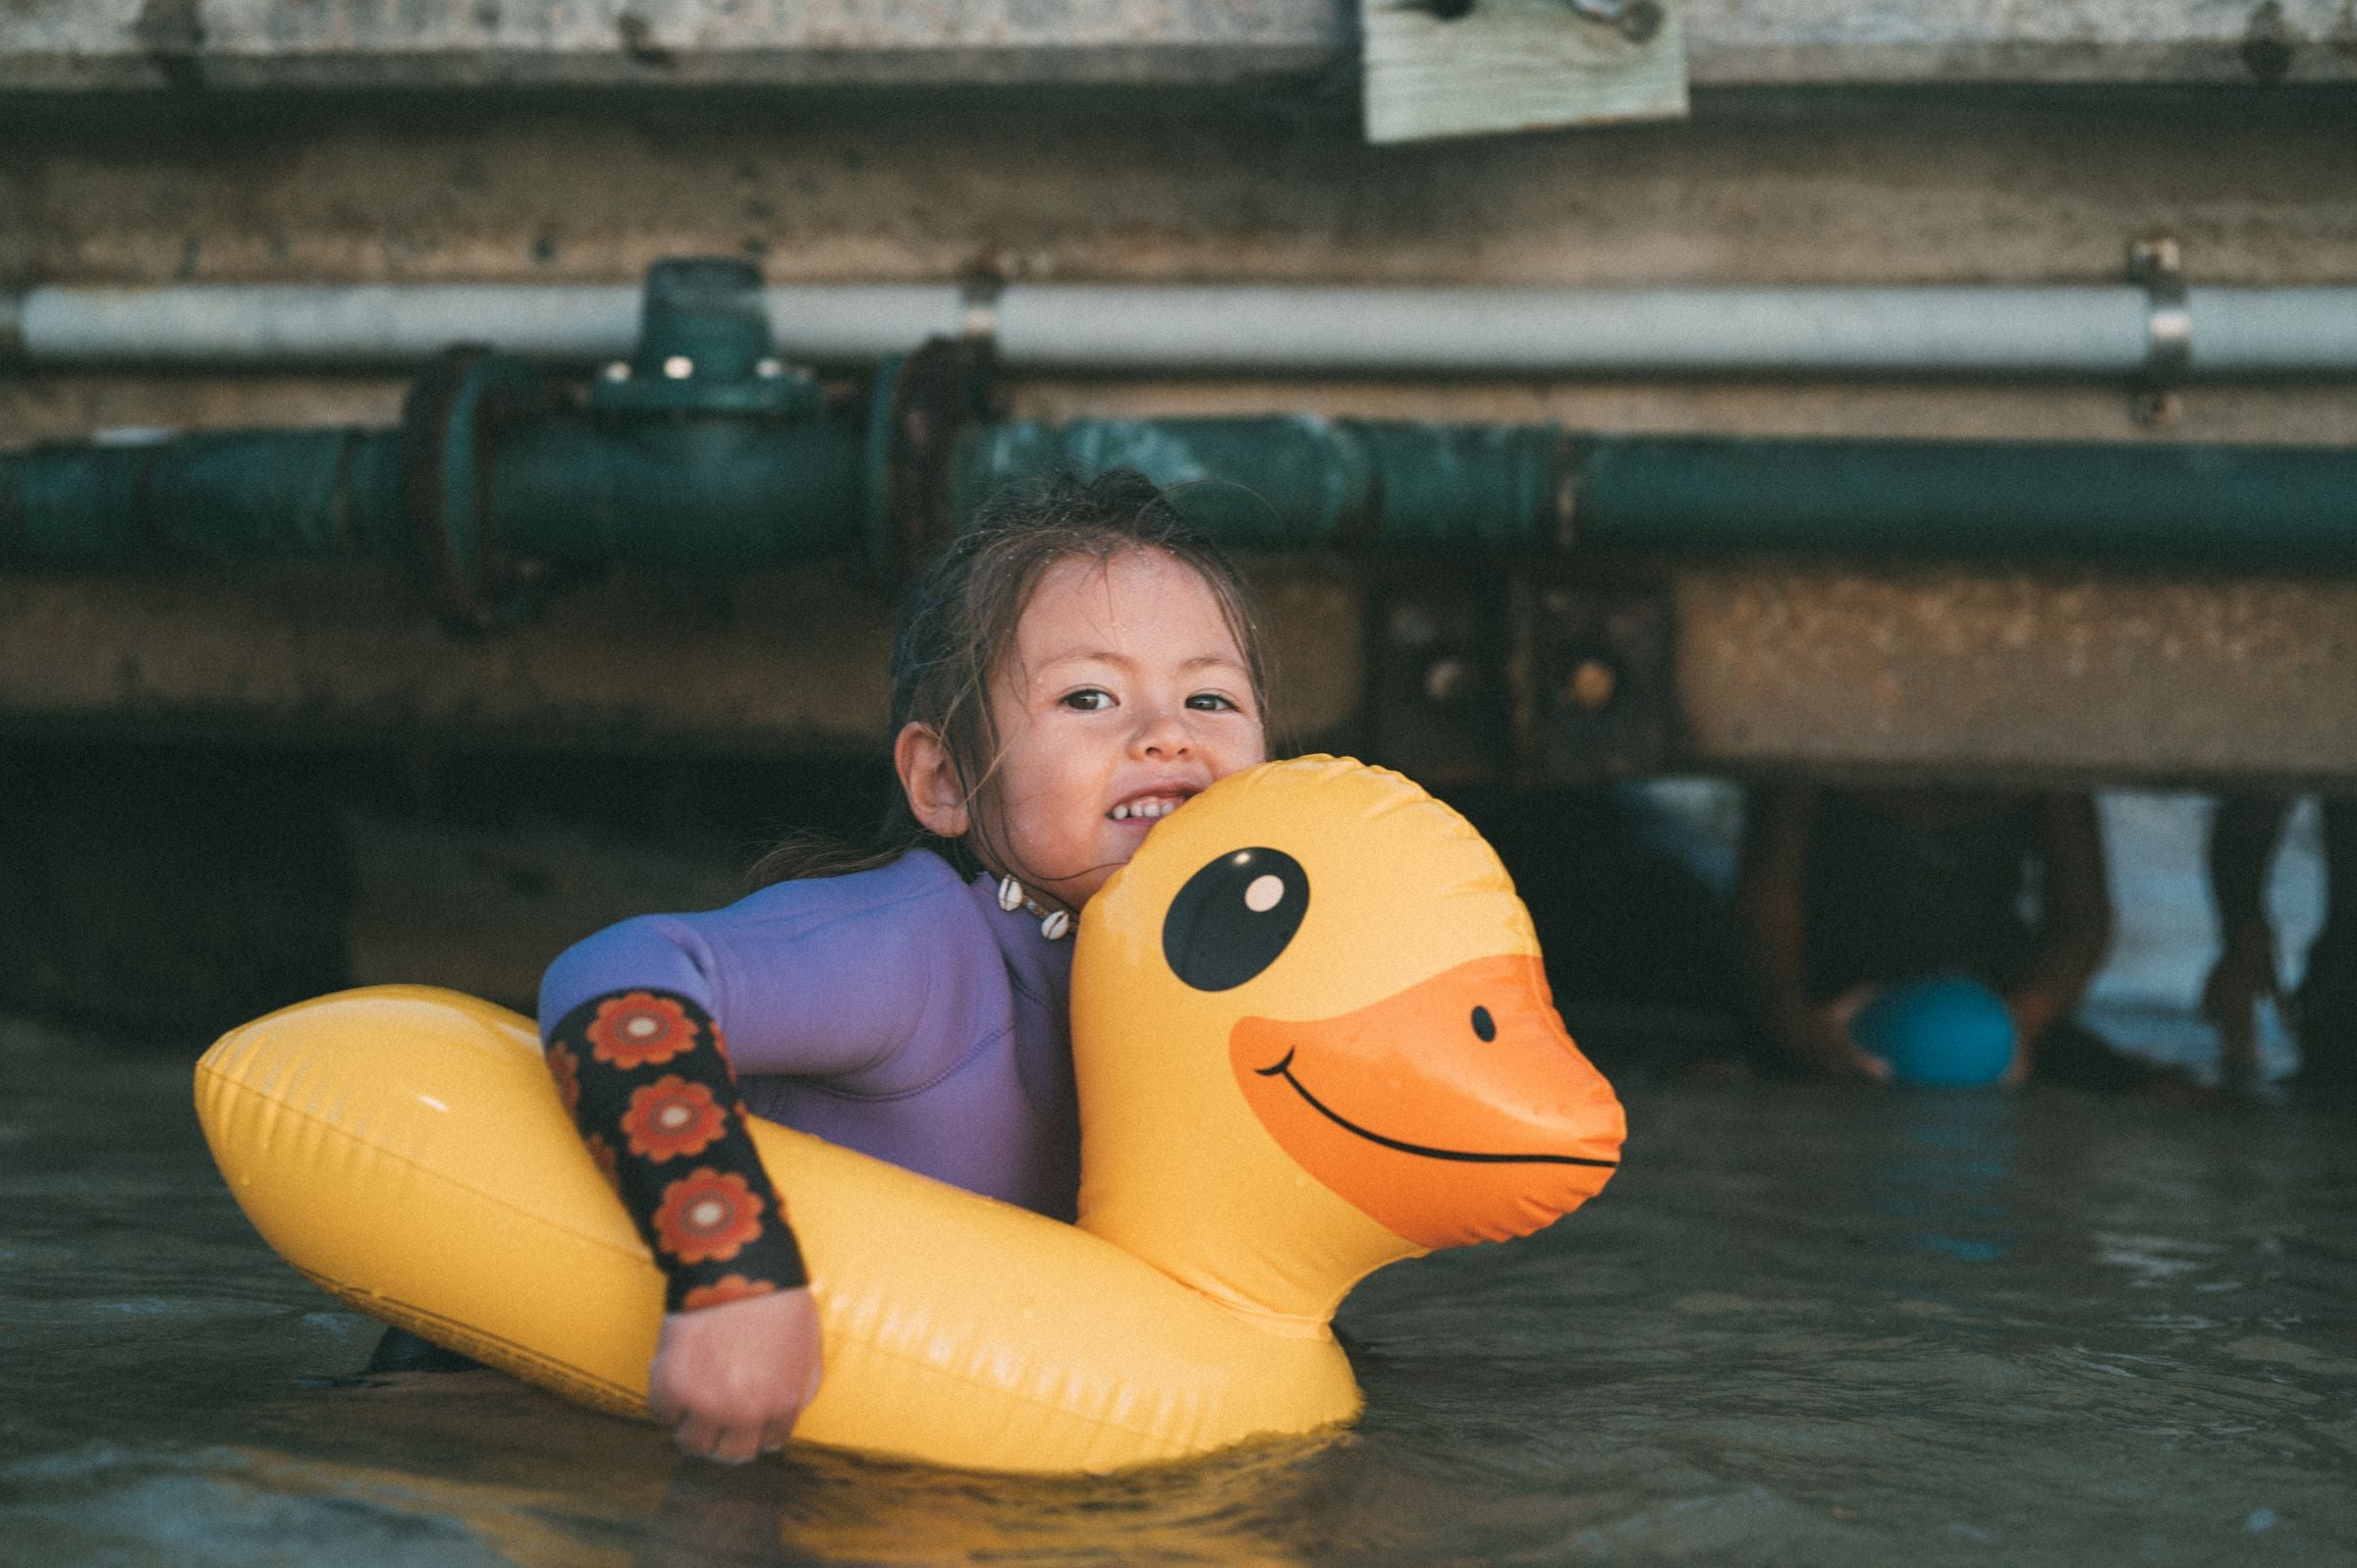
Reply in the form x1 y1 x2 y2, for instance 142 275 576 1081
1230 954 1623 1249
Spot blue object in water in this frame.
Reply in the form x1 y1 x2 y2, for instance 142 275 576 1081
1853 974 2016 1088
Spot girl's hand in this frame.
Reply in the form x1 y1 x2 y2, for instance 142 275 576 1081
2200 935 2278 1093
646 1286 824 1464
1793 986 1891 1082
2002 987 2071 1089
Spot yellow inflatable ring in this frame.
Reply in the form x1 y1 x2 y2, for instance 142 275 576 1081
197 756 1625 1474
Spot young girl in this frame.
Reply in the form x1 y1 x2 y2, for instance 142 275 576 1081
537 470 1271 1464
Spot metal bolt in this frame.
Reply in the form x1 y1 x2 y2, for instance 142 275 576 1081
1565 658 1617 712
1566 0 1664 42
662 354 694 380
2129 236 2181 281
1425 657 1474 705
601 361 631 382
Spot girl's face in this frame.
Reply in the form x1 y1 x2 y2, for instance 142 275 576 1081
902 547 1268 910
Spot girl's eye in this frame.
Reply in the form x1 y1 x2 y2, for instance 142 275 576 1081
1062 688 1115 712
1186 692 1240 713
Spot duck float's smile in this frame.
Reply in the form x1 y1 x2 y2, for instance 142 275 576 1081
195 756 1624 1474
1234 953 1619 1249
1070 757 1623 1335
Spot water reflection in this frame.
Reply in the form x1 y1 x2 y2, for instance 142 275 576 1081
640 1439 1328 1567
8 1026 2356 1566
1864 1093 2020 1267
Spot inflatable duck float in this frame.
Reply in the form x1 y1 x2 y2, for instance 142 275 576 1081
196 756 1624 1474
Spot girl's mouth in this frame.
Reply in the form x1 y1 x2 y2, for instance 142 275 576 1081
1108 793 1191 822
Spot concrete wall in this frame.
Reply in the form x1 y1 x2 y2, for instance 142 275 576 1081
7 1 2354 89
4 73 2355 782
9 89 2352 439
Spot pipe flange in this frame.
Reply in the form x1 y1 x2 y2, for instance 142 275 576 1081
2130 237 2190 427
401 345 546 629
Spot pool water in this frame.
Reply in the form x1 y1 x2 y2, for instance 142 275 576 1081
3 1011 2351 1567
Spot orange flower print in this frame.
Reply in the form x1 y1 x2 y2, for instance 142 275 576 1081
546 1041 582 1115
652 1168 766 1264
584 1132 622 1192
586 992 698 1069
620 1075 728 1162
681 1274 779 1311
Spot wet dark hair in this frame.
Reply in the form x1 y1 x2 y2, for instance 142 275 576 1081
746 468 1272 895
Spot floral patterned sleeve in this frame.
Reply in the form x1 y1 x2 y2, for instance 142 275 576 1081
544 988 809 1312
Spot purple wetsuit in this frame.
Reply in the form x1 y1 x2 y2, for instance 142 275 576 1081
538 849 1077 1309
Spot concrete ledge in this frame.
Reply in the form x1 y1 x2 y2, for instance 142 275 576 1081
0 0 1347 91
3 559 2351 785
4 1 2353 92
1677 564 2357 787
0 560 1362 754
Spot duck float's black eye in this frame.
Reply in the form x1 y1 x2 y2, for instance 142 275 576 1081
1163 847 1310 992
1471 1005 1496 1042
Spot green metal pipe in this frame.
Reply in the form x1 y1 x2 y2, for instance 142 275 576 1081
954 416 1564 552
0 414 868 582
1571 435 2357 569
959 417 2357 570
8 408 2357 588
491 415 866 568
2 430 407 565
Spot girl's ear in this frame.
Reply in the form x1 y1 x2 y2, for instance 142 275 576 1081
894 722 971 838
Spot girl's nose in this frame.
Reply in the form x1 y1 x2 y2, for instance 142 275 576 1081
1131 703 1194 758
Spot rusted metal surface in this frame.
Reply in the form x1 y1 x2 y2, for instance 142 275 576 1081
6 1 2352 90
1516 569 1678 783
0 561 1362 753
1365 568 1514 788
1363 565 1683 789
1673 566 2357 786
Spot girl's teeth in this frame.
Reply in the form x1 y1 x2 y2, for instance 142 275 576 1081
1113 798 1178 821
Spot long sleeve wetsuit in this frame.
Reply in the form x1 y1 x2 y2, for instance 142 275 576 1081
538 849 1080 1312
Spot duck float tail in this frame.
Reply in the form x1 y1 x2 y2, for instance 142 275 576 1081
195 756 1623 1474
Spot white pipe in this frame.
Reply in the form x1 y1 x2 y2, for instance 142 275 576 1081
996 286 2157 374
2187 290 2357 375
12 282 2357 378
14 284 964 368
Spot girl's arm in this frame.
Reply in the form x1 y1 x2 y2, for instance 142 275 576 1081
2007 792 2114 1078
542 985 809 1313
1736 785 1888 1080
2203 795 2289 1088
543 982 817 1463
537 856 986 1460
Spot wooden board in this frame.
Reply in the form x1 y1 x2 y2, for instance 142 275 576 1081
1361 0 1687 144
